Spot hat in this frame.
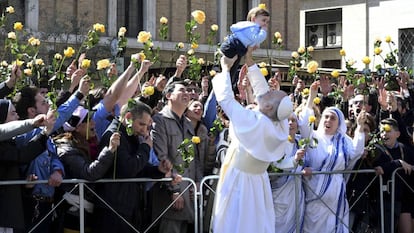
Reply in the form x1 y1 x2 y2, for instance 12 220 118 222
63 106 89 132
0 99 11 124
277 96 293 121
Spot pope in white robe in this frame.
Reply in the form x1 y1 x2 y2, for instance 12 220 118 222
211 54 293 233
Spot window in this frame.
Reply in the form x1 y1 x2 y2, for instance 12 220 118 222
305 8 342 49
117 0 143 38
228 0 249 25
399 28 414 70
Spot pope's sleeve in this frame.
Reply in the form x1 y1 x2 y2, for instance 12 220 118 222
247 64 270 97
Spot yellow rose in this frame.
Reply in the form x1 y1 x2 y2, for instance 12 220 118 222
348 59 356 66
191 136 201 144
24 68 32 76
96 59 111 70
260 67 269 77
211 24 219 31
258 62 267 68
1 61 8 67
93 23 105 33
160 17 168 25
385 35 392 43
35 59 44 66
54 53 62 60
13 22 23 31
137 31 152 43
191 10 206 24
138 52 146 61
187 49 195 55
177 42 184 49
374 47 382 55
197 58 205 65
307 60 319 74
302 88 309 96
277 38 283 44
313 97 321 105
6 6 14 14
209 70 216 77
64 47 75 58
7 32 16 40
258 3 266 9
362 56 371 65
374 37 382 44
331 70 340 78
143 86 155 96
274 32 282 39
118 27 127 37
307 46 314 52
191 42 199 49
28 37 40 46
382 124 391 132
81 59 91 69
339 49 346 56
287 135 294 143
291 52 299 59
309 115 316 123
297 46 305 54
26 61 33 68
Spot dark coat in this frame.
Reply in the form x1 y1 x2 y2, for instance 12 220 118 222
0 133 48 229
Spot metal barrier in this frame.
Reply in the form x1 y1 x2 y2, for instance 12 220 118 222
0 177 198 233
199 169 383 233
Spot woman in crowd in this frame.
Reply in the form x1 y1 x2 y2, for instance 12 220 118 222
300 81 367 233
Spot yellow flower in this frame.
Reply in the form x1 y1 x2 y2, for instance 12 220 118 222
6 6 14 14
35 58 44 66
138 51 146 61
191 136 201 144
211 24 219 31
287 135 294 143
187 49 195 55
382 124 391 132
309 115 316 124
148 42 154 48
81 59 91 69
362 56 371 65
307 46 314 52
1 61 8 67
209 70 216 77
302 88 310 96
13 22 23 31
331 70 340 78
160 17 168 25
258 3 266 9
374 37 382 44
197 58 205 65
297 46 305 54
191 10 206 24
93 23 105 33
13 59 24 66
260 67 269 76
258 62 267 68
306 60 319 74
96 59 111 70
374 47 382 55
339 49 346 56
177 42 184 49
118 27 127 37
274 32 282 39
24 68 32 76
191 42 199 49
137 31 152 43
313 97 321 105
26 61 33 68
291 51 299 59
54 53 62 60
277 38 283 44
348 59 356 66
64 47 75 58
7 32 16 40
143 86 155 96
385 35 392 43
28 37 40 46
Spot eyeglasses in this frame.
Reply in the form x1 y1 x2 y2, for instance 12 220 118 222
186 87 201 93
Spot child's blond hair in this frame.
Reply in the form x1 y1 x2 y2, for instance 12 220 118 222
246 7 270 21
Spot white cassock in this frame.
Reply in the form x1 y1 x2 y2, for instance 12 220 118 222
211 65 290 233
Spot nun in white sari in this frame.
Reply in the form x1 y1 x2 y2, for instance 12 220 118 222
300 82 366 233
